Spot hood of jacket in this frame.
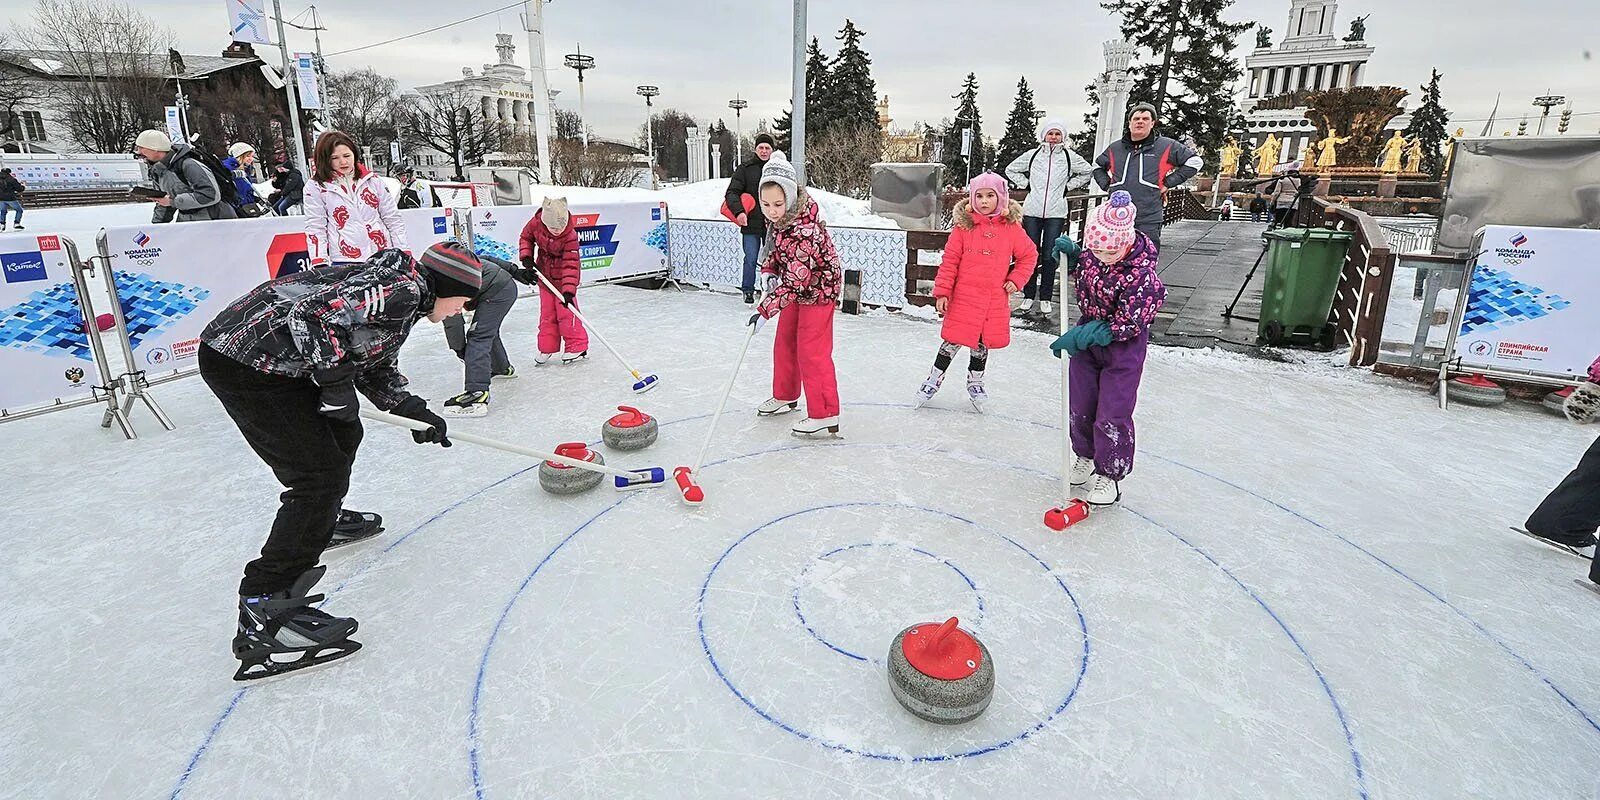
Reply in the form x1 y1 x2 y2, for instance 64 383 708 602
770 188 820 231
952 197 1024 230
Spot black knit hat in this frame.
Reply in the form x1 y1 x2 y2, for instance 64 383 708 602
754 133 776 148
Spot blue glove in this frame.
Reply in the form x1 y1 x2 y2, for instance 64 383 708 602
746 312 767 333
1052 235 1082 263
1049 320 1113 359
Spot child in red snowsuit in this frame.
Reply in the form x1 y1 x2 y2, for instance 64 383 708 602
516 197 589 363
747 151 843 437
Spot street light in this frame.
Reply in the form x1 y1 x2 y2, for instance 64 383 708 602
563 44 595 150
729 95 748 163
1533 95 1566 136
637 85 660 188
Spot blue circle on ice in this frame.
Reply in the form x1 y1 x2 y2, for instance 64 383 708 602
791 542 986 664
698 501 1090 762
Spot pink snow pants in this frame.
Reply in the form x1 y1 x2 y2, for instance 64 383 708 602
772 302 839 419
538 284 588 354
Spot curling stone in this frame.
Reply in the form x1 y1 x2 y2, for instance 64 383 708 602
537 442 606 495
1446 375 1507 407
1544 387 1575 416
601 406 659 451
887 617 994 725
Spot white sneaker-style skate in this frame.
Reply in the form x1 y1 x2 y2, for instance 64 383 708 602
966 377 988 412
757 397 800 417
1040 300 1054 314
915 370 946 406
534 352 556 365
1083 473 1121 507
1069 456 1095 486
791 416 840 437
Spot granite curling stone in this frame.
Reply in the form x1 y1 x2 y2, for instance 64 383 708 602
601 406 659 451
537 442 606 494
887 617 994 725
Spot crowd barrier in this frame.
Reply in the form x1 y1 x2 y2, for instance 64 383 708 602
666 218 910 307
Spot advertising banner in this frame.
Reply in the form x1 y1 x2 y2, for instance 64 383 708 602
1453 224 1600 378
225 0 271 45
467 201 669 284
99 217 311 376
0 233 102 413
294 52 323 110
399 207 455 251
165 106 184 143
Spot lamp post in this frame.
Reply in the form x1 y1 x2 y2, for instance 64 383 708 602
637 85 660 188
729 95 748 163
563 44 595 151
1533 95 1565 136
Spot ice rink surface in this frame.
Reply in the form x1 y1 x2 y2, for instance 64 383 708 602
4 285 1598 799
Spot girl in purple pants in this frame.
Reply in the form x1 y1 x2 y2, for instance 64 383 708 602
1049 191 1165 506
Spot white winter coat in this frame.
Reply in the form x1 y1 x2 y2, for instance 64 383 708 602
1004 121 1093 219
304 165 410 266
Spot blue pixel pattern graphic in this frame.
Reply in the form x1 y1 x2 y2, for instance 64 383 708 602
641 221 669 255
0 280 93 360
1460 266 1572 335
472 233 515 264
113 271 210 349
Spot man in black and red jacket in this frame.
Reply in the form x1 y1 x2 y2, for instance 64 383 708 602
198 242 480 680
725 133 776 304
1092 103 1203 247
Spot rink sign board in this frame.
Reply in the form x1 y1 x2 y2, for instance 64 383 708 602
1453 225 1600 379
466 201 670 284
0 233 102 412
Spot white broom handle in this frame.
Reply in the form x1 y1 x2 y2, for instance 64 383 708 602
691 325 758 473
361 408 640 480
527 265 642 378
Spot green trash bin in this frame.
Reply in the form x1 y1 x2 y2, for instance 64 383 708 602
1257 227 1353 347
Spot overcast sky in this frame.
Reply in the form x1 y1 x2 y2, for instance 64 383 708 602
59 0 1600 143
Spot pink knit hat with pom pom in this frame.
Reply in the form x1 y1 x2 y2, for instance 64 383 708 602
967 171 1009 219
1085 190 1138 252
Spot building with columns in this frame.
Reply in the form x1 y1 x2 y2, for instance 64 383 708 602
1241 0 1409 164
407 34 545 180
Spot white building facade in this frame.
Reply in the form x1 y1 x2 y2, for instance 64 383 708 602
1240 0 1409 164
406 34 543 181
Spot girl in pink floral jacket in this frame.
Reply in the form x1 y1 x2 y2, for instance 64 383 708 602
303 130 408 267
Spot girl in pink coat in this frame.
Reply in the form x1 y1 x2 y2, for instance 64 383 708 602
917 172 1036 410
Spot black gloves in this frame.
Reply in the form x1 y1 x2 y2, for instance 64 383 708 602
392 395 451 447
512 256 538 286
561 291 576 308
312 364 359 422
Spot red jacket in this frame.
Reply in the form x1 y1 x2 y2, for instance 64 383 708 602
517 210 582 294
757 191 842 319
933 198 1036 349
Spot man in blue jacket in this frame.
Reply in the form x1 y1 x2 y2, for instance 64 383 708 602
1092 103 1203 247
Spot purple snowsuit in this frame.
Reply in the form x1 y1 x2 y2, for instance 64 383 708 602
1069 232 1165 480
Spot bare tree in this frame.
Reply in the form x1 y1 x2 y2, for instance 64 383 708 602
553 107 585 141
325 67 399 160
502 125 636 188
17 0 175 153
398 86 506 180
0 35 37 147
805 122 881 199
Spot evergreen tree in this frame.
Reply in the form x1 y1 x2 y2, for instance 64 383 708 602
940 73 985 183
996 76 1041 175
1101 0 1252 165
823 19 880 135
772 36 831 152
1402 69 1450 178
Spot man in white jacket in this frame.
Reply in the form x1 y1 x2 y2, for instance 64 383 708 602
1005 118 1093 315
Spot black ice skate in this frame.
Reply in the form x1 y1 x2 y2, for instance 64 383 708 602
325 509 384 550
1511 527 1595 560
233 566 360 681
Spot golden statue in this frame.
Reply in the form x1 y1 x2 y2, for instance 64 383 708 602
1218 137 1242 177
1303 137 1321 168
1316 128 1351 169
1255 133 1281 175
1379 131 1407 173
1404 138 1424 173
1454 127 1465 138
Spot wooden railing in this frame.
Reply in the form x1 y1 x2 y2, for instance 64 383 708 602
1316 198 1395 367
21 189 135 209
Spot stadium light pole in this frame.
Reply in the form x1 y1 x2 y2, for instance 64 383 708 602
729 95 748 163
790 0 806 183
637 85 660 188
564 44 595 151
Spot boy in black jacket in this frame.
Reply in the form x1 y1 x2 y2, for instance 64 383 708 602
199 242 482 680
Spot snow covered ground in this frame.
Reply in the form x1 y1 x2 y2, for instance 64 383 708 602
3 285 1599 799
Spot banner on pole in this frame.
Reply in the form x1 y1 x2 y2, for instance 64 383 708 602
0 233 103 413
1453 224 1600 379
294 52 323 110
466 201 669 284
165 107 184 142
225 0 270 45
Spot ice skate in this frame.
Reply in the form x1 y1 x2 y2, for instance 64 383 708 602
443 390 490 418
791 416 841 438
325 509 383 550
233 566 361 681
915 369 946 407
534 352 556 365
966 371 988 412
562 350 589 365
1511 527 1595 560
1069 456 1095 487
1083 473 1121 507
757 397 800 417
1040 300 1054 315
492 365 517 380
